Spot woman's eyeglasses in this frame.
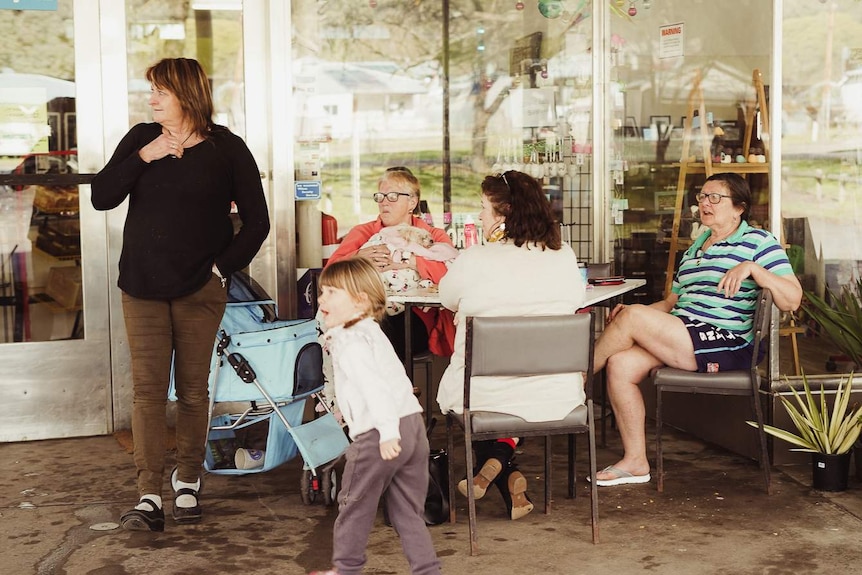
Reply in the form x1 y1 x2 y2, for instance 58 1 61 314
695 192 732 204
373 192 412 203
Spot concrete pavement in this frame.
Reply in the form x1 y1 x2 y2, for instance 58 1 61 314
2 422 862 575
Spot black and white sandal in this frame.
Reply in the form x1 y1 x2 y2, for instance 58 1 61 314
171 467 203 524
172 487 202 524
120 497 165 532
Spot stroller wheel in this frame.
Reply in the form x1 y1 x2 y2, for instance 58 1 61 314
300 469 318 505
322 467 338 506
170 466 205 494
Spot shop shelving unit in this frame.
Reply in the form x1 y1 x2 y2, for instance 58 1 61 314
663 69 770 294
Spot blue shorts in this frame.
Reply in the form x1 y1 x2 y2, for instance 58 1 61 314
682 318 756 373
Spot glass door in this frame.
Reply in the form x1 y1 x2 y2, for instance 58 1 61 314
0 0 278 441
0 0 111 441
101 0 277 433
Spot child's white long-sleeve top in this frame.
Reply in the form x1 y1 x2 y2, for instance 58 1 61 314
327 317 423 442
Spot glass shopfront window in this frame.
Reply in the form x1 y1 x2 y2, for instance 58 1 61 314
607 2 773 306
781 0 862 378
125 1 245 138
608 1 862 379
293 0 596 261
0 1 81 343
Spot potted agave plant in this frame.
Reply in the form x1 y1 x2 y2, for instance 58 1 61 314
802 278 862 479
749 374 862 491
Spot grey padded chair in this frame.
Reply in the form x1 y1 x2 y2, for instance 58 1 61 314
446 313 599 556
653 288 774 494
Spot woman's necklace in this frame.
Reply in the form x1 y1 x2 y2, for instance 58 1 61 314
705 229 732 249
165 128 195 158
178 132 194 147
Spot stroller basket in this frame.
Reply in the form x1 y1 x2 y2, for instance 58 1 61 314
205 403 346 475
170 272 347 483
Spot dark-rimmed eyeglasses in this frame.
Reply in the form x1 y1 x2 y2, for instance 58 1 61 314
695 192 732 204
373 192 412 203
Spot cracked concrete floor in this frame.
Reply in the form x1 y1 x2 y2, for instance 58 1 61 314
2 422 862 575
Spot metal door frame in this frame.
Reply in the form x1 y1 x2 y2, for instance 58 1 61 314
0 0 111 442
0 0 298 441
101 0 291 432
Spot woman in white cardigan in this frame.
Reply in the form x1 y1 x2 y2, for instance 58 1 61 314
437 170 586 519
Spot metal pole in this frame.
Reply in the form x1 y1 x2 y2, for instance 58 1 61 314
442 0 451 217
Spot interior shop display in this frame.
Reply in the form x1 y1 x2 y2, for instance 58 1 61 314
488 26 595 264
36 217 80 259
45 266 82 311
33 185 79 215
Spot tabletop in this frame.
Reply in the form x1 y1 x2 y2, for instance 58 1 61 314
388 278 648 309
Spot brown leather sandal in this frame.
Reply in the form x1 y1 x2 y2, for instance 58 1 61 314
457 457 503 500
507 470 534 521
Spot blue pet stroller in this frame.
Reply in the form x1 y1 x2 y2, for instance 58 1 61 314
170 271 348 505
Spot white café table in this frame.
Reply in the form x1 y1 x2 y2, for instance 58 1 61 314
389 277 647 382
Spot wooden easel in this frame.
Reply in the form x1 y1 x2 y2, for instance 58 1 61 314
663 69 770 295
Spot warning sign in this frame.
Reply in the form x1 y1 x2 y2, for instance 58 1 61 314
659 22 684 59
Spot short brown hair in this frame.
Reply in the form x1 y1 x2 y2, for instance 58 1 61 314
319 257 387 322
146 58 214 137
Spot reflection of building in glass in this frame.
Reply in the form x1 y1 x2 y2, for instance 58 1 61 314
0 71 76 156
839 69 862 124
293 58 435 141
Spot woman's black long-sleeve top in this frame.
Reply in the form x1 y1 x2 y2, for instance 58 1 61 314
91 123 270 299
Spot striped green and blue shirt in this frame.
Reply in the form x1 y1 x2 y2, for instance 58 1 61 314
671 220 794 344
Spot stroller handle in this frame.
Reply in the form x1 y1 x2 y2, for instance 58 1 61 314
216 330 231 357
228 353 257 384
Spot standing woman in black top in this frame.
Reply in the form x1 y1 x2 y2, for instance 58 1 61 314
91 58 270 532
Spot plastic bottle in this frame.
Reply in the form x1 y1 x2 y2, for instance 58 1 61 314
463 215 479 249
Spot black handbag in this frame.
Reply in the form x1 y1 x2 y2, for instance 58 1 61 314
424 446 450 525
422 417 449 525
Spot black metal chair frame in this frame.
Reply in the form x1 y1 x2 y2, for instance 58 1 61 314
446 313 600 556
654 288 774 494
585 262 615 447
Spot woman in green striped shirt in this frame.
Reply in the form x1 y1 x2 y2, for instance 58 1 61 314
591 172 801 487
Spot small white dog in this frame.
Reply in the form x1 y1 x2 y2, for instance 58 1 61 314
361 224 459 315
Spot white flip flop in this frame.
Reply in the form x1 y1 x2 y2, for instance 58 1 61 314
590 465 651 487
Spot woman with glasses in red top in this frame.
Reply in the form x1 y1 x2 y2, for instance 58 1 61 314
325 167 455 362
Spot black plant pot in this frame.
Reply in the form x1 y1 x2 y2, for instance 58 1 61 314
811 452 851 492
855 441 862 481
